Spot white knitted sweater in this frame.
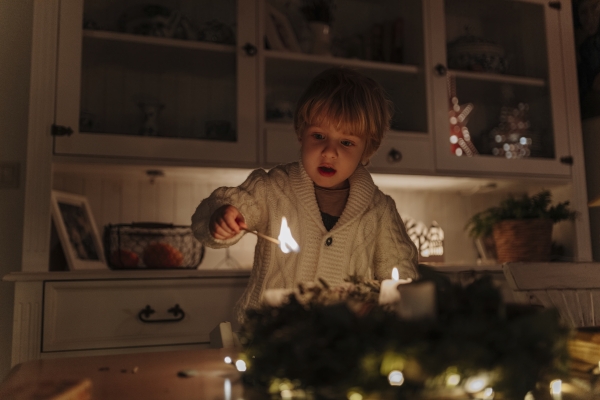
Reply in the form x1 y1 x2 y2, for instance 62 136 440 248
191 162 418 319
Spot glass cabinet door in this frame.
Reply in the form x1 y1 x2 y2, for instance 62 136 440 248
429 0 571 176
54 0 258 165
261 0 432 171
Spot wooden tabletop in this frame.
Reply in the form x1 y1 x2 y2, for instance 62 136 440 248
1 348 593 399
0 348 255 400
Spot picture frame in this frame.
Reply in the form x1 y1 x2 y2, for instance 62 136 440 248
50 190 107 270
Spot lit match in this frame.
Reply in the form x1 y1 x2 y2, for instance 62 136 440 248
243 217 299 253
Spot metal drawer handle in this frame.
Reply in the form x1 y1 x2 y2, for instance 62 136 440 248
138 304 185 323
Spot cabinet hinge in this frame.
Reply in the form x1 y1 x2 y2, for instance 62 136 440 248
549 1 561 10
51 124 73 137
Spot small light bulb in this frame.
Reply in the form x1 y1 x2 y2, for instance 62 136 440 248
446 373 461 386
482 387 494 399
224 356 232 364
348 392 363 400
464 375 488 393
549 379 561 395
235 359 247 372
524 391 535 400
388 370 404 386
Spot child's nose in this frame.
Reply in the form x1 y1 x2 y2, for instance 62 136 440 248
322 141 338 158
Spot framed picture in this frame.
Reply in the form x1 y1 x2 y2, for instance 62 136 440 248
50 190 107 270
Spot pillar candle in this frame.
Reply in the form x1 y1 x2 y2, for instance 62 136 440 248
261 288 294 307
396 281 436 320
379 267 412 305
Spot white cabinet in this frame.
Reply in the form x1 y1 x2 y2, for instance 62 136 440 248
53 0 581 179
256 0 577 177
7 270 250 366
428 0 573 177
54 0 259 166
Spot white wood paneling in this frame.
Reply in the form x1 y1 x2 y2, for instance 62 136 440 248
52 164 581 267
52 166 530 265
21 0 60 271
12 281 44 366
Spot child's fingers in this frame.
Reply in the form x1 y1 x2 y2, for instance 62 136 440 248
223 213 242 233
212 223 232 239
235 215 247 230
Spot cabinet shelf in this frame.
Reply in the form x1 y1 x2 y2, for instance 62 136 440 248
84 30 236 55
264 49 420 74
448 69 546 87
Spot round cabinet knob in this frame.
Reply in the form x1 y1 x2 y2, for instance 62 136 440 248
387 148 402 163
434 64 447 76
242 43 258 56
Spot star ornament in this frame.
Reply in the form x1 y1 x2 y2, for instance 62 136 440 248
448 96 478 157
446 76 478 157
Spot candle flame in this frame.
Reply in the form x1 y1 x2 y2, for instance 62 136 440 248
392 267 399 280
278 217 299 253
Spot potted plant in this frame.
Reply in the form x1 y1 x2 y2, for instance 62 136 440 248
465 190 576 262
300 0 335 55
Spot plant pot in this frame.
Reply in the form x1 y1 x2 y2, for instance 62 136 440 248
492 218 553 263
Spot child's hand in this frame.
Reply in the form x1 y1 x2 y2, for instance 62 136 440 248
209 205 248 240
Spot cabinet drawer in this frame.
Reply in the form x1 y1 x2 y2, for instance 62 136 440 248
42 278 248 352
369 134 433 173
265 125 433 174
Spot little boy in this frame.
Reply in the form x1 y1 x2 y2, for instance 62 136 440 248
192 67 418 318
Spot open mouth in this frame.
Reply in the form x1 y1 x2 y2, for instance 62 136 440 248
318 166 336 177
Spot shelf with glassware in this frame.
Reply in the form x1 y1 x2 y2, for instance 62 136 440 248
428 0 573 178
53 0 259 166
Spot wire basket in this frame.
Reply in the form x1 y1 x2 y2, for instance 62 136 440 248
104 223 204 269
492 219 552 263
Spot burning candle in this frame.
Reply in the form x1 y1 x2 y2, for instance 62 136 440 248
379 267 412 305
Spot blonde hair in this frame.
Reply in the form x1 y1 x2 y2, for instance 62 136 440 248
294 67 393 163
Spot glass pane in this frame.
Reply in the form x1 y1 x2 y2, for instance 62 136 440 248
80 0 237 142
264 0 427 133
444 0 554 159
449 77 554 159
445 0 548 79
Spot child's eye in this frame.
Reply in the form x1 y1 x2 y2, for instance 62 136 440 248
312 133 325 140
341 140 354 147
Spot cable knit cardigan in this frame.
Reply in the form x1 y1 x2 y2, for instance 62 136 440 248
191 161 418 319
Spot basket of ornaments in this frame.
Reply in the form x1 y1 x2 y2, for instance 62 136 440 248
104 223 204 269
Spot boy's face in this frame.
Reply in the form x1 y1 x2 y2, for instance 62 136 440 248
299 122 366 189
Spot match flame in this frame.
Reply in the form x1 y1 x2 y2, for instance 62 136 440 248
278 217 299 253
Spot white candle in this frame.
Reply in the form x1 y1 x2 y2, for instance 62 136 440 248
261 288 294 306
396 281 436 320
379 267 412 305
